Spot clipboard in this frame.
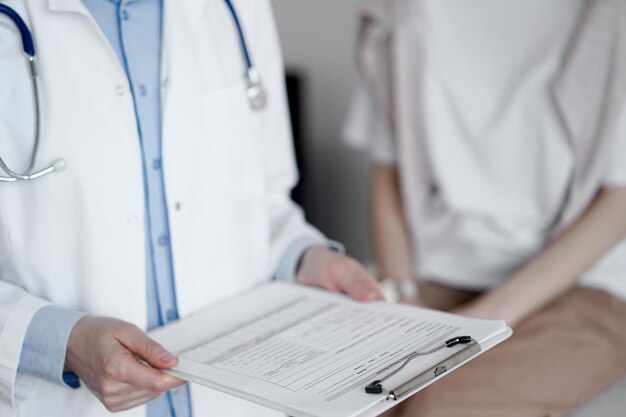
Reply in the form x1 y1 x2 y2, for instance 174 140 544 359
151 282 512 417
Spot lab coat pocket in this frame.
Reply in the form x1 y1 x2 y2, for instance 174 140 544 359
200 83 265 201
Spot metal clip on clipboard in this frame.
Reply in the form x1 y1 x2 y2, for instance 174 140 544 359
365 336 480 401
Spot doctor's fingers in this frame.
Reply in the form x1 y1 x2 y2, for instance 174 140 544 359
102 396 156 413
93 381 150 412
97 383 162 413
96 364 184 411
95 360 184 412
332 258 384 302
125 356 186 392
114 323 179 369
113 350 186 393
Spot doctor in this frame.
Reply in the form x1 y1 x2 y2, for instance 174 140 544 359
0 1 382 417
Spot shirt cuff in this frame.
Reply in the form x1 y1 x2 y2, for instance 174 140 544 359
17 306 85 389
274 236 346 282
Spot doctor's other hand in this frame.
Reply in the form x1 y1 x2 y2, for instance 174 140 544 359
65 316 186 412
296 246 384 302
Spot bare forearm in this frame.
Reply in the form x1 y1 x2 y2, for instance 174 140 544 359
371 165 413 280
468 186 626 326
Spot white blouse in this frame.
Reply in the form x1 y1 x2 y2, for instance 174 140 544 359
345 0 626 299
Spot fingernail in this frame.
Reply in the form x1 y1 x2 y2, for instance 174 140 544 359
160 353 176 362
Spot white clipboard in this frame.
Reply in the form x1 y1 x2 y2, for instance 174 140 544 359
151 283 512 417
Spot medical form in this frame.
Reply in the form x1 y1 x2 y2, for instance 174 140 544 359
150 283 512 417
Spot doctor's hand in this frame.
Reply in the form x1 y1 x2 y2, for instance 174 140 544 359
296 246 383 302
65 316 186 412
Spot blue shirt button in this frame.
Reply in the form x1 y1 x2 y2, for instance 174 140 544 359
158 235 169 246
138 84 148 96
165 310 177 322
152 159 162 170
122 10 129 21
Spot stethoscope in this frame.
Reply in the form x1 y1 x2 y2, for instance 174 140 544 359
0 0 266 183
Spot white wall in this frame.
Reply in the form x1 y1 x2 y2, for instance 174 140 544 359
271 0 372 262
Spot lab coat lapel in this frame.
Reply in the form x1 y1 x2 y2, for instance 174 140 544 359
47 0 89 15
178 0 209 29
159 1 203 184
46 0 125 81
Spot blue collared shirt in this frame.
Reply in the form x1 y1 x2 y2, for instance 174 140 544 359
80 1 192 415
16 1 325 415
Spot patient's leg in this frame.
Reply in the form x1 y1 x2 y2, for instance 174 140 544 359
389 287 626 417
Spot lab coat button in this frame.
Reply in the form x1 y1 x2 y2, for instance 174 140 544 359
116 85 125 96
161 78 169 89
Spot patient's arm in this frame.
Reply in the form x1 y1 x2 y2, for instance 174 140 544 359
458 186 626 327
371 164 414 282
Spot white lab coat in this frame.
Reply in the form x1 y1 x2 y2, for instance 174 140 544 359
0 0 323 416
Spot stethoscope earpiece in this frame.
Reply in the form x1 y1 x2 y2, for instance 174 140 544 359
51 159 67 172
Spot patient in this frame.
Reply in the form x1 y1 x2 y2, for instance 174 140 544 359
344 1 626 416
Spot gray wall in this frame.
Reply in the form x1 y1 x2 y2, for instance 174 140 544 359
271 0 372 263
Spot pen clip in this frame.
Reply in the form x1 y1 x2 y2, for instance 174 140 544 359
365 380 384 394
364 336 480 399
445 335 473 348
